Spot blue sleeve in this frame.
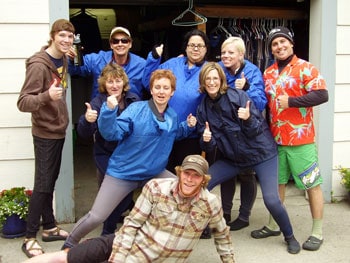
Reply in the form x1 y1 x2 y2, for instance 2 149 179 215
244 65 267 112
76 115 96 139
98 102 131 141
142 52 162 91
176 120 196 140
68 53 96 77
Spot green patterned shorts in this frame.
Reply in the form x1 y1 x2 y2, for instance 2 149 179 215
278 143 323 190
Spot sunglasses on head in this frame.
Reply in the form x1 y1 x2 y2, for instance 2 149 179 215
111 38 130 44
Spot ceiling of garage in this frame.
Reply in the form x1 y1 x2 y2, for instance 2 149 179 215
70 0 308 8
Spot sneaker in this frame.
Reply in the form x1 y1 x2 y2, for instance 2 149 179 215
228 218 249 231
285 236 301 254
302 236 323 251
200 226 211 239
251 226 281 239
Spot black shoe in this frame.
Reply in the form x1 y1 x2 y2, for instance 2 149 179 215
285 235 301 254
200 226 211 239
251 226 281 239
223 214 231 224
228 218 249 231
302 236 323 251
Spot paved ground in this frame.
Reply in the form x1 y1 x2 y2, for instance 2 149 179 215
2 143 349 262
1 191 349 263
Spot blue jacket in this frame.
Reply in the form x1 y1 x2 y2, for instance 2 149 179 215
142 52 205 123
196 88 276 167
69 50 146 99
98 99 195 180
77 91 140 175
219 60 267 112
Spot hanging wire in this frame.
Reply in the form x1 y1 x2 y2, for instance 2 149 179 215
172 0 207 27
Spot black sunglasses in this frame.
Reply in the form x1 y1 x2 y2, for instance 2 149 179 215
111 38 130 44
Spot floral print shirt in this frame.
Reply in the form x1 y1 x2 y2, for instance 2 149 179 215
264 55 327 145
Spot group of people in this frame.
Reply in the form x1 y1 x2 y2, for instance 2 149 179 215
17 17 328 262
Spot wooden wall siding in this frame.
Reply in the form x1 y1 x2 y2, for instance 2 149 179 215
0 0 49 191
0 128 34 160
0 25 49 58
0 94 31 128
334 85 350 112
334 114 350 142
338 0 350 25
0 60 26 94
0 0 49 23
0 160 34 188
337 26 350 54
333 0 350 196
336 56 350 83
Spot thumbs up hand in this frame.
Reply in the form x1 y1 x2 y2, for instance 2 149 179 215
107 94 119 110
203 121 212 142
234 72 246 90
238 100 251 120
187 113 197 128
49 78 63 101
84 102 98 123
277 90 289 109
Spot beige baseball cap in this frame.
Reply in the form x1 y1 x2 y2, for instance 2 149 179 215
109 26 131 40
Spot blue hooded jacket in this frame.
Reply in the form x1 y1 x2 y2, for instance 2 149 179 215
69 50 146 99
219 60 267 112
98 99 195 180
77 91 140 175
142 52 205 123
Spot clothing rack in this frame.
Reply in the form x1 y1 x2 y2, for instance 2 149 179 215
195 5 307 71
207 17 297 71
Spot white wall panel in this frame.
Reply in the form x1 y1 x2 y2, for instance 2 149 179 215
333 141 350 167
0 160 34 191
0 24 49 58
0 59 26 94
0 0 49 23
337 26 350 54
335 55 350 83
0 94 31 128
0 127 34 160
333 113 350 141
337 0 350 25
334 84 350 112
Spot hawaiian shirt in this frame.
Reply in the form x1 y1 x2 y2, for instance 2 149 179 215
264 55 327 146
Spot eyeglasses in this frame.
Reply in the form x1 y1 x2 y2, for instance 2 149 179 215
111 38 130 44
187 43 206 49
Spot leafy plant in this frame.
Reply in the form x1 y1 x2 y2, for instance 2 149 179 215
0 187 32 228
338 166 350 192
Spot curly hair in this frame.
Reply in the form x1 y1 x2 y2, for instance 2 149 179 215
97 63 130 94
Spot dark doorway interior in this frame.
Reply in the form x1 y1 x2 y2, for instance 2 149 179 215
69 0 310 220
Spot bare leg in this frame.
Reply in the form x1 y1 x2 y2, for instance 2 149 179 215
22 250 68 263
